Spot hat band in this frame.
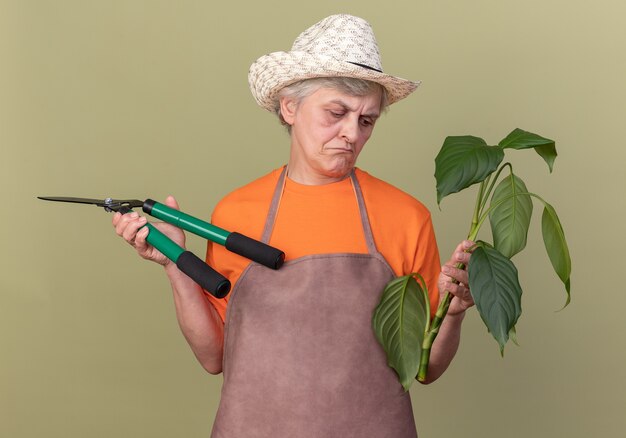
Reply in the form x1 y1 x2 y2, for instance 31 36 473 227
348 61 383 73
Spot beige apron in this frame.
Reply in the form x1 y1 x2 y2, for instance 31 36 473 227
211 168 417 438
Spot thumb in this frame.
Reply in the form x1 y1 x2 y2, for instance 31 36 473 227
165 195 180 211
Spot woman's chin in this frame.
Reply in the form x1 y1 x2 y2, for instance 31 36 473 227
322 157 356 177
321 166 353 181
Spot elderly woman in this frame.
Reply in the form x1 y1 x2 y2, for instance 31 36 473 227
113 14 474 438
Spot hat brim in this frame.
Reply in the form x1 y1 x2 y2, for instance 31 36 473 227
249 51 421 112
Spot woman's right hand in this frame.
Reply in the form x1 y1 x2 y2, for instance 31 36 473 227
112 195 186 267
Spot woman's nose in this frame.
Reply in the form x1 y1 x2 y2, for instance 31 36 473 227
340 117 359 143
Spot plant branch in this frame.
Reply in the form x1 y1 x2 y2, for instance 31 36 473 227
470 178 487 237
478 162 512 216
412 129 565 385
418 291 452 381
417 260 466 382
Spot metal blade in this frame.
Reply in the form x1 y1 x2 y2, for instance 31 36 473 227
38 196 109 206
37 197 145 211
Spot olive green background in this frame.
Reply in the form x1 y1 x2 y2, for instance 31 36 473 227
1 0 624 436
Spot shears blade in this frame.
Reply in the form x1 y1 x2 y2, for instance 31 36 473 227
38 196 144 211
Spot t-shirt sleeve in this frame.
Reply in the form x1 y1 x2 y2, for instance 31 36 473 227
409 212 441 318
204 200 258 323
205 229 230 323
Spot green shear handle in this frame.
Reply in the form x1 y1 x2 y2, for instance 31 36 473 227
116 205 231 298
143 199 285 270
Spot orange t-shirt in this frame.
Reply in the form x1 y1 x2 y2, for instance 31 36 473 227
205 167 441 322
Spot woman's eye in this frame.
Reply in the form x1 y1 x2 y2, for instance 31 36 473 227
329 111 344 118
360 118 373 127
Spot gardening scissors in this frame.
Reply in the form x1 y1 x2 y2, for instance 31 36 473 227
38 196 285 298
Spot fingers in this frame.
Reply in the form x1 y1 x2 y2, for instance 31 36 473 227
110 196 182 265
439 240 478 313
112 211 122 226
450 240 474 263
113 211 148 247
443 278 473 302
439 267 475 313
133 226 150 252
442 264 468 286
442 240 475 281
450 249 471 267
121 214 147 243
165 195 179 210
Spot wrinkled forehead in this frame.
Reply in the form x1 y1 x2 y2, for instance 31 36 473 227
303 85 384 114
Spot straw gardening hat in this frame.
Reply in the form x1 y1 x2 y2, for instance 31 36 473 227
248 14 421 112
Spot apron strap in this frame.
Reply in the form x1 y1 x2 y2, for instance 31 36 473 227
260 166 288 244
260 166 379 255
349 170 378 255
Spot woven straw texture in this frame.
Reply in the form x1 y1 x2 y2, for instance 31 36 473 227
249 14 421 112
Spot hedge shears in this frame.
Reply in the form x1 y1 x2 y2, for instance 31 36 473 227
38 196 285 298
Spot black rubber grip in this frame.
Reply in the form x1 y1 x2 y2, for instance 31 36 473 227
142 199 156 214
176 251 231 298
225 232 285 270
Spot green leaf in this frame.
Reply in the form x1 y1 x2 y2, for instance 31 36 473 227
372 274 430 391
435 136 505 205
509 325 520 347
489 173 533 258
534 144 558 173
468 245 523 354
541 203 572 306
498 128 557 172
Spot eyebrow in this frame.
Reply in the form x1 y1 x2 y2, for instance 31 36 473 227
329 99 380 119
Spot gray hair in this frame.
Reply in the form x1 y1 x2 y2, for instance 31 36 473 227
273 77 389 131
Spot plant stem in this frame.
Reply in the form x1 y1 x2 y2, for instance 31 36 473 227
478 163 511 216
417 182 486 382
417 260 468 381
417 289 453 381
470 179 487 237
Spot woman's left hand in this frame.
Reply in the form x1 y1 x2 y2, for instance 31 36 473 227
438 240 475 316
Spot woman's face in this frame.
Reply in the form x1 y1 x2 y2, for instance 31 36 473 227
281 86 382 185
